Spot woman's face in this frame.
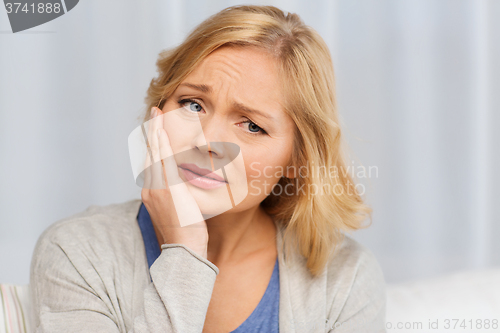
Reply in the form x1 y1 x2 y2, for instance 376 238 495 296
161 45 296 216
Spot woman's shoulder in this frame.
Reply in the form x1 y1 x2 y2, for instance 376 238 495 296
324 234 386 331
327 234 384 277
29 199 145 330
33 199 143 255
326 233 386 293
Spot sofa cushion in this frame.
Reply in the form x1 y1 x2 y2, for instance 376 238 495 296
386 268 500 332
0 284 32 333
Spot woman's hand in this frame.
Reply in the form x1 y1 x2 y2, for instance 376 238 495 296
141 106 209 259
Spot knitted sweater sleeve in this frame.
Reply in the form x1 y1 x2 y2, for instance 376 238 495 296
30 221 218 333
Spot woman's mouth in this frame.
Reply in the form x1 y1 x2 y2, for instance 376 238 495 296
178 163 227 190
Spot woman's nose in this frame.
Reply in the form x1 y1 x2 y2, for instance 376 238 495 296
196 141 225 158
192 118 226 158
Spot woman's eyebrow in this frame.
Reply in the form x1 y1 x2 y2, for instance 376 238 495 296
178 82 212 93
178 82 277 123
231 101 276 123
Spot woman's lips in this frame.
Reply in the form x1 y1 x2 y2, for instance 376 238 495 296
178 163 227 190
178 163 226 181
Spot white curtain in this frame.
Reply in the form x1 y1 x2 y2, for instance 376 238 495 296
0 0 498 284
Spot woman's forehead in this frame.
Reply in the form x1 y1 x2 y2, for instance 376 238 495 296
186 47 280 93
179 46 287 116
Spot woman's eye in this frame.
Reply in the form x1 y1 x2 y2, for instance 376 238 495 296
179 99 203 112
248 122 261 132
242 120 266 135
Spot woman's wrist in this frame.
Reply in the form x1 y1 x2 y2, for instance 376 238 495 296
160 231 209 260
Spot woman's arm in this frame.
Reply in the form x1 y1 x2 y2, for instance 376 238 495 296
30 229 218 333
31 105 214 332
134 244 218 332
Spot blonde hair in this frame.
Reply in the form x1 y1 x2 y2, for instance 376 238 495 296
143 5 372 277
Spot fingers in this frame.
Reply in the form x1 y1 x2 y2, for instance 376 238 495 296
157 127 182 186
157 125 204 227
148 107 161 162
142 108 156 190
142 107 165 189
141 107 163 190
150 107 166 189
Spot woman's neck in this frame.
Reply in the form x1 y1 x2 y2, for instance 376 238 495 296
206 205 276 267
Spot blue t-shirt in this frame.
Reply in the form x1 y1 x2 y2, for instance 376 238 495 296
137 203 279 332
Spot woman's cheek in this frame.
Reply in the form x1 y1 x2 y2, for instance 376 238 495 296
246 164 279 197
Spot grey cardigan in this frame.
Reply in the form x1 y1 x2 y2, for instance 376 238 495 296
29 199 386 332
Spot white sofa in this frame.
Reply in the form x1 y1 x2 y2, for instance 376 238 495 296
0 284 33 333
2 268 500 333
386 268 500 333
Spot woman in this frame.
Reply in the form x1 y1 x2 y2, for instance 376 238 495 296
30 5 386 333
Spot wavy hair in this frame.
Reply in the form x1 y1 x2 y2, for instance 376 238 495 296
142 5 372 277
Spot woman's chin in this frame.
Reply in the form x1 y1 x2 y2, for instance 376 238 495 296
186 183 234 216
